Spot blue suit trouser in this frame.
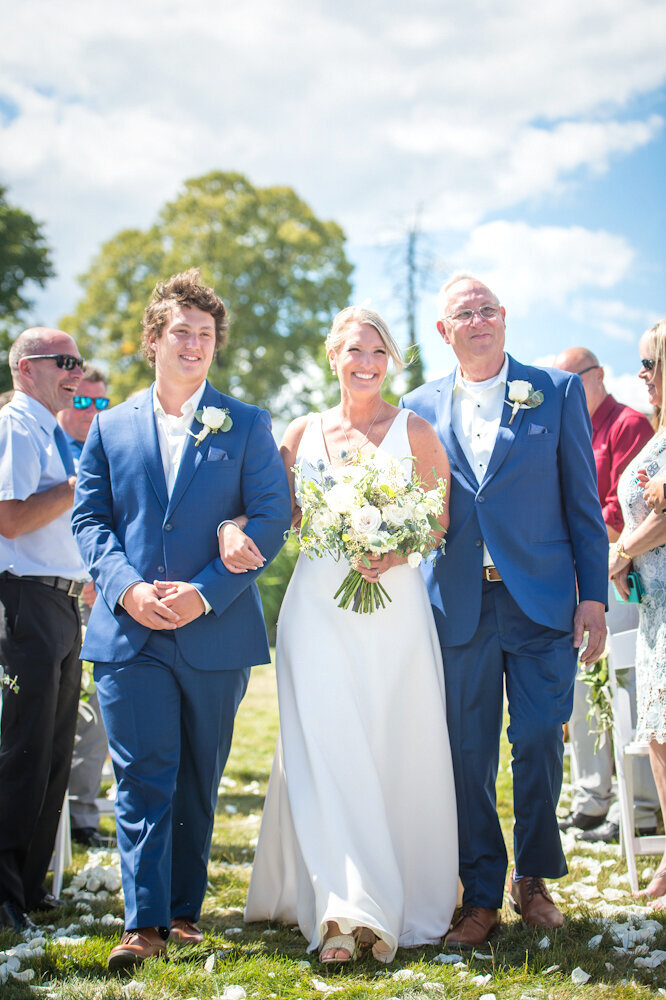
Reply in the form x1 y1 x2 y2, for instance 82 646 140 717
95 632 250 930
442 581 576 909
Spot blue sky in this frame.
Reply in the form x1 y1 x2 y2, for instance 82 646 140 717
1 0 664 411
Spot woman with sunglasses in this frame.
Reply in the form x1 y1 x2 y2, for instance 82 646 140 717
609 320 666 908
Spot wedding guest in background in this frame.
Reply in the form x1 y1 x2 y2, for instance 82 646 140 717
609 320 666 909
58 364 113 848
235 307 459 964
402 275 608 947
0 329 87 929
553 347 657 844
72 269 290 972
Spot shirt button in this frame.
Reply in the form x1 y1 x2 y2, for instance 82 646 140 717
157 565 165 574
475 539 482 548
164 524 173 532
477 495 485 504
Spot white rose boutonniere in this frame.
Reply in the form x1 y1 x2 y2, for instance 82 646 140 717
189 405 233 446
505 380 544 425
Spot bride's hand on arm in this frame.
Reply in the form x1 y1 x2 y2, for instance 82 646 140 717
217 515 265 573
407 413 451 537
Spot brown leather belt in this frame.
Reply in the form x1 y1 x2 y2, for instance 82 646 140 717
0 570 84 598
482 566 502 582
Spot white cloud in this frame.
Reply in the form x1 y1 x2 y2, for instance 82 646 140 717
568 298 660 344
1 0 664 245
0 0 664 381
604 368 653 415
447 221 635 315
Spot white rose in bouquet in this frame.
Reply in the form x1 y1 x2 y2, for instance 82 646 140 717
311 509 340 533
326 483 359 514
351 505 383 535
382 503 409 526
407 551 423 568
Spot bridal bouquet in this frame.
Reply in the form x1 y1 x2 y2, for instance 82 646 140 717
295 452 446 613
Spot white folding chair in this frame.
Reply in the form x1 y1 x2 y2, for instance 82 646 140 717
51 790 72 899
608 628 665 893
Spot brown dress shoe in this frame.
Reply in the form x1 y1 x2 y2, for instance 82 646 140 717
508 873 564 928
444 904 500 949
170 916 204 945
107 927 168 972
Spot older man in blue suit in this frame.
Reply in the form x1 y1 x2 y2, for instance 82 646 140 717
72 270 291 972
402 275 608 947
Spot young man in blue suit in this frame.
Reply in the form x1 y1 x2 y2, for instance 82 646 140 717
72 270 291 971
402 275 608 947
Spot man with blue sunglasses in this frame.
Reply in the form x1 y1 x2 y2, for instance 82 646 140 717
58 364 113 851
58 364 110 462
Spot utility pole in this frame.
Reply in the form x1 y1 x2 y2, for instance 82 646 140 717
404 224 425 392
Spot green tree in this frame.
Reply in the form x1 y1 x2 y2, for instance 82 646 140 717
62 172 354 413
0 184 54 392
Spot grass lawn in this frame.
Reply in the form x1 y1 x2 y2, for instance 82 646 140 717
2 661 665 999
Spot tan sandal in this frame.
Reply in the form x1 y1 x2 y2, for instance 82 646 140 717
352 926 394 964
371 937 394 964
319 933 357 963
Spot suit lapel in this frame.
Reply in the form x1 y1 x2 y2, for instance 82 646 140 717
166 381 217 517
481 354 527 488
436 372 477 489
133 387 168 511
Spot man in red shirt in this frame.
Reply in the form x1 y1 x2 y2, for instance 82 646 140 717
554 347 657 841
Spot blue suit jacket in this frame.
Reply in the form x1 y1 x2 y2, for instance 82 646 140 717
402 355 608 647
72 381 292 669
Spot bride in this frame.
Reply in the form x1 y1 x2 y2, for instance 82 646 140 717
219 307 458 963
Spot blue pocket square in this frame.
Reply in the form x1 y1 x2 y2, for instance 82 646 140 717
528 423 548 435
206 446 229 462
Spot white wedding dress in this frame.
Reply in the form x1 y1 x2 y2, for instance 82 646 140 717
244 409 458 959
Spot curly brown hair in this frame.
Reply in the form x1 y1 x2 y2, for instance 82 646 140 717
141 268 229 366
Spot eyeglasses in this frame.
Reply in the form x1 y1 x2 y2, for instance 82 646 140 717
22 353 85 371
444 306 502 326
575 365 600 377
641 358 656 372
73 396 110 411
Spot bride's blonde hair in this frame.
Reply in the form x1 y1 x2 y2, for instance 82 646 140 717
325 306 405 373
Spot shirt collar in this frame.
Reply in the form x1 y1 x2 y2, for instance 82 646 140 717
8 389 57 432
153 381 207 420
454 354 509 394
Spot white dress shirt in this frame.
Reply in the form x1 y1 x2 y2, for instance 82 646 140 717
0 391 87 579
451 354 509 566
153 382 207 497
120 382 212 613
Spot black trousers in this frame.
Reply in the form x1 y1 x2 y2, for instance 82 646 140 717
0 577 81 910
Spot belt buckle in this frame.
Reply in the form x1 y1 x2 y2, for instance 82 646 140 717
67 580 82 598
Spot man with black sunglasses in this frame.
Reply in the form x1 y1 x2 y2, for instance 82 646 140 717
0 327 88 929
58 363 113 850
553 346 657 845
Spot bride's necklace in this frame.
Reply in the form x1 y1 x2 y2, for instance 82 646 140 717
340 400 383 456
